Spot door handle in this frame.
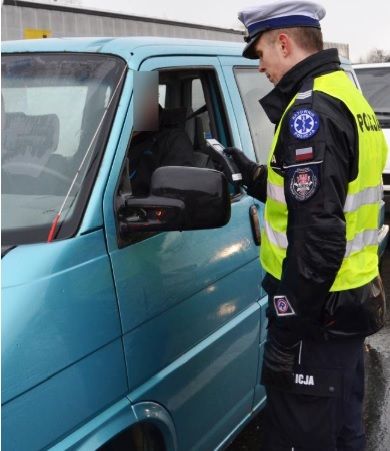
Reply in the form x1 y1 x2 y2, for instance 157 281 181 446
249 205 261 246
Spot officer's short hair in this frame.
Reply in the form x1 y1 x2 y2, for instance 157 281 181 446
266 27 324 52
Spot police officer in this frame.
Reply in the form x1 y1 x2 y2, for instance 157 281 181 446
226 1 388 449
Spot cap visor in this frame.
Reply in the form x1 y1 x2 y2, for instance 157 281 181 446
242 34 260 59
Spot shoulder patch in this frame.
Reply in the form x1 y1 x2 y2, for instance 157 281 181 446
273 295 295 317
289 108 319 140
288 165 319 201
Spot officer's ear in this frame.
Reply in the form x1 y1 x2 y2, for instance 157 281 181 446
277 33 291 57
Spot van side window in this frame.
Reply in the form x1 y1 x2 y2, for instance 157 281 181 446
159 69 231 153
125 68 233 190
116 68 235 246
234 67 274 164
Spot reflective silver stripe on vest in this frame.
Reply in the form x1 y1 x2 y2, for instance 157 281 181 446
296 90 312 99
345 229 378 257
264 219 288 249
267 182 286 204
343 186 382 213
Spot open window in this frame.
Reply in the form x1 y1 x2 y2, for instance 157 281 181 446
116 67 236 246
157 68 233 163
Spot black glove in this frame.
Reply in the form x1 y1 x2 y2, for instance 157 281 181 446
261 324 300 388
224 147 261 186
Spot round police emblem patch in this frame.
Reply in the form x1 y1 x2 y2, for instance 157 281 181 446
290 166 318 201
289 108 320 140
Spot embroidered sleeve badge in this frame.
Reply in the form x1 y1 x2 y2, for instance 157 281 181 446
273 295 295 317
289 108 319 140
289 166 319 201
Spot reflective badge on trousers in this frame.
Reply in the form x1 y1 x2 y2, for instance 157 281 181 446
294 373 315 386
289 368 342 397
274 295 295 317
289 108 319 140
289 166 318 201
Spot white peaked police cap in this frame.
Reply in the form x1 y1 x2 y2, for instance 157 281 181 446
238 0 326 59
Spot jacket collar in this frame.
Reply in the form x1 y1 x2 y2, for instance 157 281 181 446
260 48 341 124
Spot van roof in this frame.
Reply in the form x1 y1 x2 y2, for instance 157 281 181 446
1 36 247 67
1 36 351 68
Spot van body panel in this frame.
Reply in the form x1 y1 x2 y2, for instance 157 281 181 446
49 398 137 451
109 201 261 336
121 255 262 390
102 51 265 450
128 303 260 451
1 37 246 70
1 230 123 404
2 340 127 451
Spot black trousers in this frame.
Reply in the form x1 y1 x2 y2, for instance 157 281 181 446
262 337 366 451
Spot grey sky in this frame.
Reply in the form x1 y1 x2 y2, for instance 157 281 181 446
54 0 390 61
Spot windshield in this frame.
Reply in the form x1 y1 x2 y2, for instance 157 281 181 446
2 53 126 245
355 67 390 114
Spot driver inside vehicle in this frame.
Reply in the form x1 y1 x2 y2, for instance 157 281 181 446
128 105 194 197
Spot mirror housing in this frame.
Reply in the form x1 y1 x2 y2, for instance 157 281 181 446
118 166 231 235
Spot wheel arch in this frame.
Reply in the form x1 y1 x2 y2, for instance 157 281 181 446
98 401 177 450
49 399 177 451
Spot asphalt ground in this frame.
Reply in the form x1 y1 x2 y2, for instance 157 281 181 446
226 242 390 451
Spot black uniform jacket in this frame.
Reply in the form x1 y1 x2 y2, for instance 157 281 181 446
249 49 385 341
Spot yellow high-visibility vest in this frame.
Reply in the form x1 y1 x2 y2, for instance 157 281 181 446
260 70 388 291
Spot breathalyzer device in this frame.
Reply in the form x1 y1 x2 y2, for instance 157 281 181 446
205 138 242 185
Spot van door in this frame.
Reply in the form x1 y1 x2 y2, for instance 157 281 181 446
219 55 276 409
103 56 264 450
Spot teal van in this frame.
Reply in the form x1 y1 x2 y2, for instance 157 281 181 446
1 37 388 451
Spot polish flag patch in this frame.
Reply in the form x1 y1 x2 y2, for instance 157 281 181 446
295 147 313 162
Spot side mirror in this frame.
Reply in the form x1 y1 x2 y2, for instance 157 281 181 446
118 166 231 235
